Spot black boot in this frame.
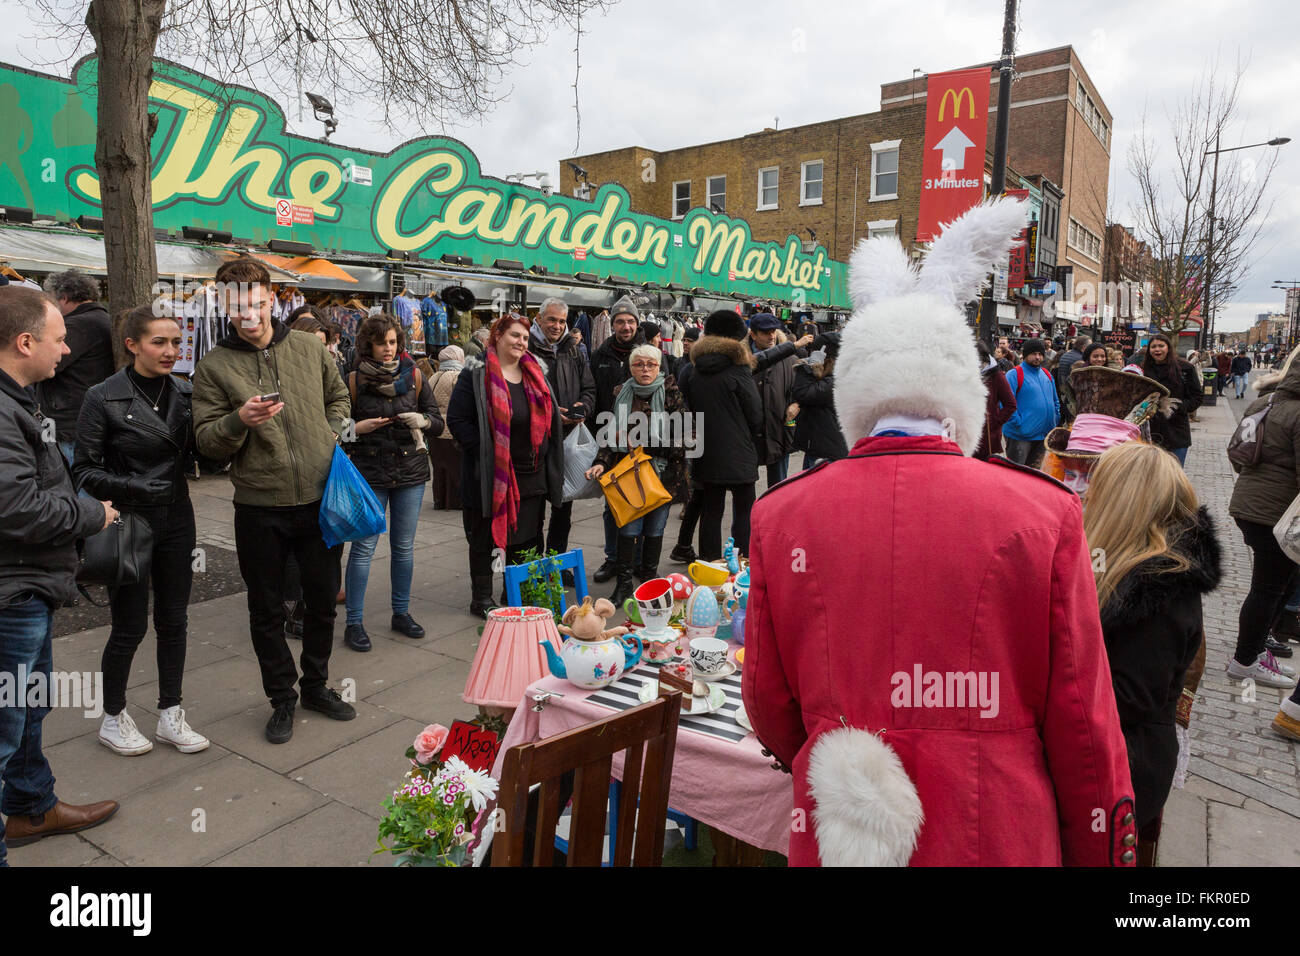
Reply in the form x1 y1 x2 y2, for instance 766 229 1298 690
636 535 664 583
593 557 618 583
470 574 498 619
1272 607 1300 643
610 536 638 607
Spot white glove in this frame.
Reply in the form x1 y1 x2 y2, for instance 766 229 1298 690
395 412 431 430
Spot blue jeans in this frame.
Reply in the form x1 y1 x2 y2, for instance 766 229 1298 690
0 595 60 867
345 483 425 625
766 456 789 488
57 441 74 465
603 503 643 564
1233 373 1248 396
619 502 670 538
1172 446 1188 467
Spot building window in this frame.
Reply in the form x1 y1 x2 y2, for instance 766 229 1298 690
706 175 726 213
800 160 824 205
870 140 900 201
866 219 897 239
672 180 691 219
757 166 779 210
1068 216 1102 262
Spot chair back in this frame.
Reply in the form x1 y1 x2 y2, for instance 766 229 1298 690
492 687 682 866
502 548 588 612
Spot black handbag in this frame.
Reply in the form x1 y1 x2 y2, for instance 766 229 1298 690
77 512 154 604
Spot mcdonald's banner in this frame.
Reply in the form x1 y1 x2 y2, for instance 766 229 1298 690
916 67 991 243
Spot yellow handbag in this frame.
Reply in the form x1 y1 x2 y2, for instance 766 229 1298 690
599 446 672 528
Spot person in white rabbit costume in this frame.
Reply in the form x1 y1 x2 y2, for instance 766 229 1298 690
741 198 1137 867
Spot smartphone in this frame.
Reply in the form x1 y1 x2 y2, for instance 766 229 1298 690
257 392 281 403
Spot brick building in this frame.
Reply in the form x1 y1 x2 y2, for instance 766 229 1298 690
561 102 1032 270
563 45 1111 330
881 45 1113 308
1101 223 1152 327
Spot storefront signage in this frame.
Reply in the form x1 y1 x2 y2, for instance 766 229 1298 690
0 57 847 304
917 68 990 243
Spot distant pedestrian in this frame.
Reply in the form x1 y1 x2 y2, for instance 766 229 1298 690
1142 333 1201 466
1230 349 1253 398
1001 338 1059 469
38 270 114 462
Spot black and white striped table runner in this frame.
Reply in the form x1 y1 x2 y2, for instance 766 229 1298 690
587 663 749 744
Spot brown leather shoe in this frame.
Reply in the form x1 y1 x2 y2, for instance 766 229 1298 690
4 799 120 847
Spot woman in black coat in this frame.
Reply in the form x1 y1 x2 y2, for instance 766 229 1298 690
678 311 763 560
1084 441 1222 864
791 332 849 469
1141 332 1202 466
341 313 443 650
447 313 564 618
74 306 209 757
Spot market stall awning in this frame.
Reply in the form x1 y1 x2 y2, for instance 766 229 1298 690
254 253 358 283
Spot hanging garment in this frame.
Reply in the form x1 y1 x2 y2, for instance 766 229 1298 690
391 293 418 330
421 295 449 349
591 310 612 351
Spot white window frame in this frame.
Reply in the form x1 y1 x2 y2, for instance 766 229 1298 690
756 166 779 211
706 175 726 213
870 140 901 202
866 218 897 240
1068 216 1102 264
799 160 824 206
672 180 691 220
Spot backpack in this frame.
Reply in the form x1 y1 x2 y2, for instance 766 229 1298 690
1227 392 1274 471
1011 364 1052 392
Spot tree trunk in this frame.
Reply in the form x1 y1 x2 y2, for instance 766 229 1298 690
86 0 164 368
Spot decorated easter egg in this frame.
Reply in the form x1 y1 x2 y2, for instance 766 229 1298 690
683 586 721 628
665 572 694 603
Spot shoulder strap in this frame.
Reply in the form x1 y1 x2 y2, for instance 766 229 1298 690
348 371 357 404
413 366 423 396
1013 366 1024 390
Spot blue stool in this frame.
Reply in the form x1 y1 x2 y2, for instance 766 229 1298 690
503 549 588 611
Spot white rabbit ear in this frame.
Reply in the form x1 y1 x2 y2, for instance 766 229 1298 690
848 235 918 310
916 198 1029 307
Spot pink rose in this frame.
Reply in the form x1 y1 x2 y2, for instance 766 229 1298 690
414 724 450 764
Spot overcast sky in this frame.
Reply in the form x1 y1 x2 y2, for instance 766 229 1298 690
3 0 1297 333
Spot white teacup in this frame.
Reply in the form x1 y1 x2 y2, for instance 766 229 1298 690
688 637 729 676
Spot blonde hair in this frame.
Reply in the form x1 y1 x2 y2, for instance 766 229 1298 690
1083 441 1199 609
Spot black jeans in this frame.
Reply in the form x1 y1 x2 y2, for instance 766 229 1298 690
103 497 196 716
698 482 756 561
676 481 704 549
234 501 342 706
1234 517 1300 666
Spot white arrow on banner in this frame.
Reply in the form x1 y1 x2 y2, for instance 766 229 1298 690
933 127 975 172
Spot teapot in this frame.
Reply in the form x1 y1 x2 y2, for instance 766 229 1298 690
540 633 642 690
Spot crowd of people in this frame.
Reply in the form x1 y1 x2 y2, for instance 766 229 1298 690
0 222 1296 866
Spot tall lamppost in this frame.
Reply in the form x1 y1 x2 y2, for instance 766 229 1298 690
1202 135 1290 350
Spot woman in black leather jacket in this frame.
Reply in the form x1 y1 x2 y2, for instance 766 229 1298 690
74 306 209 758
341 313 443 651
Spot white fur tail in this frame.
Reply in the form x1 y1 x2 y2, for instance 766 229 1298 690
808 727 923 867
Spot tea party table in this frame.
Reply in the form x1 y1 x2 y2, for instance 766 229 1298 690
490 647 793 859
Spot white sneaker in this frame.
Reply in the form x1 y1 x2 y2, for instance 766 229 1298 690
155 706 210 753
1226 652 1298 689
99 709 153 756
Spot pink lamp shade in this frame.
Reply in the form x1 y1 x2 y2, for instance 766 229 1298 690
462 606 564 708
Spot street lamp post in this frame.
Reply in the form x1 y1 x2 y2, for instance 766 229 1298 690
1274 280 1300 355
1202 136 1290 351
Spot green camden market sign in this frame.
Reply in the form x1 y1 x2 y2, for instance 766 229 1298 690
0 57 848 305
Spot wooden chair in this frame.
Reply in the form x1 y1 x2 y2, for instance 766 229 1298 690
493 687 682 867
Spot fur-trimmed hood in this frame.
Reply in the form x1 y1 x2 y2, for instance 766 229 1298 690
1099 505 1222 631
690 334 756 375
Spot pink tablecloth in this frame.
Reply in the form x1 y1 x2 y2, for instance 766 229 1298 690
490 673 792 856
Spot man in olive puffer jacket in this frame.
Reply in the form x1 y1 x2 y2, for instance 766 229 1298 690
192 257 354 745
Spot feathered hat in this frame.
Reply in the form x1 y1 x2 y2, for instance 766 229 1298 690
834 198 1029 456
1044 365 1172 460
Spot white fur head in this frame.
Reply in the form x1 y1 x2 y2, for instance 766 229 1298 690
834 198 1029 456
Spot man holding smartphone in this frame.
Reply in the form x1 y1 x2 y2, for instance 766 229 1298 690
528 297 595 564
192 257 353 744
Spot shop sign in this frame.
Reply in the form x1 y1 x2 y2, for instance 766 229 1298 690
917 68 990 242
1 57 847 304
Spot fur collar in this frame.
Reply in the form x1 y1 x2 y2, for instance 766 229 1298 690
1099 505 1222 629
690 334 756 373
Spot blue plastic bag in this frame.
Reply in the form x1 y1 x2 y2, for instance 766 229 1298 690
319 445 387 548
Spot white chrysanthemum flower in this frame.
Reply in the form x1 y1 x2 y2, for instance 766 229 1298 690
460 768 499 813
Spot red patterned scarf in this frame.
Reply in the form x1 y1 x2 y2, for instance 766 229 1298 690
486 346 553 548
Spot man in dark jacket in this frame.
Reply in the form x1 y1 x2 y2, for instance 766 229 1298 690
1231 349 1253 399
792 332 849 468
38 270 114 462
1055 335 1089 422
748 312 805 487
679 310 764 559
529 297 596 559
589 296 644 581
0 286 120 862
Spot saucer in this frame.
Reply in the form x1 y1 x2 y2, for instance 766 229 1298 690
734 703 753 732
637 681 726 715
639 625 683 644
691 660 737 682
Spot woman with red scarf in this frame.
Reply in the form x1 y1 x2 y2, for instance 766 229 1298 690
447 314 564 618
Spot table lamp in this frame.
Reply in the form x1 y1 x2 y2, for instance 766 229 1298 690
462 606 564 708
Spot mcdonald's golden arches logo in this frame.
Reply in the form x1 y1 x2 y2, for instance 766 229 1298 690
938 87 976 121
